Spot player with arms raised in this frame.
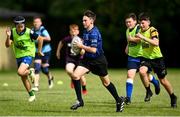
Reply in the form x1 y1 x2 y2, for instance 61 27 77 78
5 16 44 102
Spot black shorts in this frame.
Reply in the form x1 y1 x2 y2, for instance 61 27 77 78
79 55 108 76
34 51 51 64
66 55 81 66
141 57 167 78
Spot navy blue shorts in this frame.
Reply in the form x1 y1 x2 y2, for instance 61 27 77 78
16 56 33 67
127 56 141 70
34 51 51 64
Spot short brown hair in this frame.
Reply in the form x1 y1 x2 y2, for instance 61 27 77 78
84 10 96 21
125 13 137 21
69 24 79 30
138 12 150 21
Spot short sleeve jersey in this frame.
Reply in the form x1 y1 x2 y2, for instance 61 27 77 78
11 27 39 58
82 26 104 58
140 26 163 59
61 35 81 58
62 36 72 56
32 26 51 53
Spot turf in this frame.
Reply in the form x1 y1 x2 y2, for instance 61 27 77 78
0 68 179 116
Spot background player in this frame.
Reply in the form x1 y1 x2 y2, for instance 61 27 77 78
136 12 177 108
31 16 54 91
56 24 87 95
124 13 160 104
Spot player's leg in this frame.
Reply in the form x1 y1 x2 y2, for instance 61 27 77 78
41 53 54 89
32 59 42 91
125 57 142 104
80 75 88 95
41 63 54 89
17 57 35 102
153 59 177 108
159 77 177 108
66 62 87 94
70 66 89 110
139 66 153 102
99 75 125 112
149 74 160 95
126 69 136 104
92 55 124 112
20 75 35 102
65 63 76 88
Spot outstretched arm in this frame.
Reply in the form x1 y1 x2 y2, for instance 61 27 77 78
5 27 13 48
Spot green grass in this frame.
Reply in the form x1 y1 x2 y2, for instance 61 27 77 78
0 68 179 116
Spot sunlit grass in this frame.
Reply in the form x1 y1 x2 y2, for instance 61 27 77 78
0 69 179 116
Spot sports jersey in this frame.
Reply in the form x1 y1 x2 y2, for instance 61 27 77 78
82 26 104 58
140 27 163 59
11 27 38 58
126 24 142 57
61 35 81 58
32 26 51 53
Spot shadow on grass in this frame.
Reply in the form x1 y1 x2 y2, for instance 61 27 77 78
0 98 15 101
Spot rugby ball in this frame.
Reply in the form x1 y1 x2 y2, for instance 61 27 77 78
71 36 82 56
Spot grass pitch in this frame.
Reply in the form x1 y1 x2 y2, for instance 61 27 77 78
0 68 179 116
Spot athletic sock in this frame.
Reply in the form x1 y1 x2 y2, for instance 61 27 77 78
170 93 176 98
149 74 159 87
82 85 86 90
126 79 133 101
72 79 83 102
145 85 151 92
28 90 35 96
105 82 120 102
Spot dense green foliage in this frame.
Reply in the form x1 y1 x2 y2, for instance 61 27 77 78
0 0 180 67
